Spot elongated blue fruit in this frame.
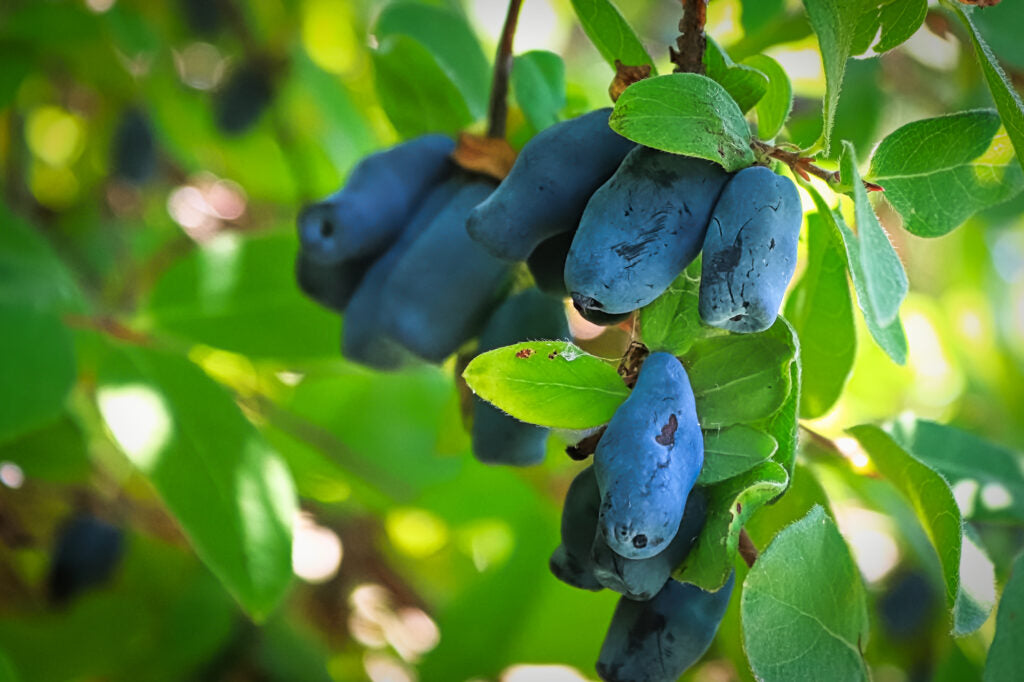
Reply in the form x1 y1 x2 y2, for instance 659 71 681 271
298 134 455 265
342 178 462 369
380 175 513 362
596 573 735 682
550 466 604 591
472 288 569 465
565 147 730 316
467 108 636 261
594 352 703 559
591 487 707 601
48 514 124 605
296 252 373 313
699 165 802 332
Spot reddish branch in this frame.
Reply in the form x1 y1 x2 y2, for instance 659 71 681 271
487 0 524 139
751 140 885 192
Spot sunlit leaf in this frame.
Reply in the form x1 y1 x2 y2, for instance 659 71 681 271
463 341 629 430
850 425 996 635
869 110 1024 237
569 0 656 72
96 344 297 619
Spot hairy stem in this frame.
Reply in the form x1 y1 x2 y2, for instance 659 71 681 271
487 0 524 139
751 140 885 192
671 0 709 74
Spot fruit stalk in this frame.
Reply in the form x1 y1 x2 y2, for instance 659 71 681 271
487 0 524 139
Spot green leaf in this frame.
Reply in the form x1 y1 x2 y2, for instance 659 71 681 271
766 350 801 481
704 38 769 114
948 1 1024 170
740 0 786 35
985 552 1024 681
568 0 656 72
843 142 908 326
875 0 928 53
682 318 797 428
372 34 473 138
0 416 90 482
849 425 996 635
0 203 83 310
675 461 788 591
512 50 566 133
804 181 908 365
784 213 856 418
609 73 756 172
374 2 490 119
95 344 297 619
742 506 870 682
0 304 76 444
699 425 778 485
638 259 725 355
463 341 629 430
743 54 793 140
868 110 1024 237
143 232 340 359
973 0 1024 70
888 418 1024 524
824 58 882 162
800 0 862 153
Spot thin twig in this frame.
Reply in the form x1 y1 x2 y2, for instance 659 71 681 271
671 0 709 74
487 0 524 139
751 140 885 192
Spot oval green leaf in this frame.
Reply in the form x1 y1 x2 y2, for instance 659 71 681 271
698 424 778 485
462 341 629 430
742 506 871 681
868 110 1024 237
610 73 755 172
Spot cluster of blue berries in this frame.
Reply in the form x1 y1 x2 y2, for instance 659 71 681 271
296 108 803 681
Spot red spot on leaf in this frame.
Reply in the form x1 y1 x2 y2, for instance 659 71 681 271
515 348 535 359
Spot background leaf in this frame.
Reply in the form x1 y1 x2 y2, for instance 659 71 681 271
850 425 996 635
888 418 1024 524
676 461 788 591
742 506 870 682
869 110 1024 237
96 343 297 619
609 73 755 172
374 2 491 119
638 259 724 355
704 38 768 114
743 54 792 140
0 305 76 444
875 0 928 54
804 182 908 365
372 34 473 138
463 341 629 430
948 1 1024 169
512 50 566 133
784 213 856 418
568 0 655 72
985 551 1024 681
800 0 862 153
143 232 340 359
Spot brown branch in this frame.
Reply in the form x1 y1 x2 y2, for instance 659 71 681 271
738 528 759 568
751 140 884 192
487 0 524 139
671 0 709 74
